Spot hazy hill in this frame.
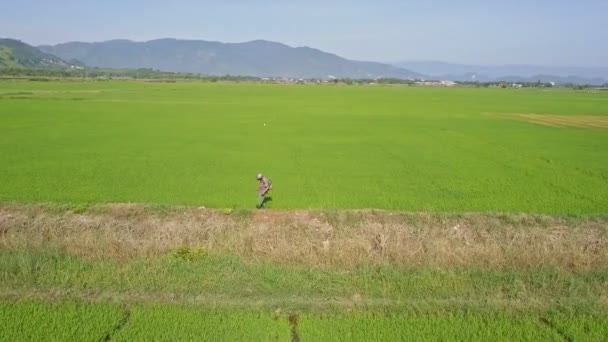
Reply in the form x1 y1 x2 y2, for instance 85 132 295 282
39 38 422 79
0 38 78 69
5 37 604 84
394 60 608 85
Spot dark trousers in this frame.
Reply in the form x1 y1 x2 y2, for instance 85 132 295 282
256 194 266 209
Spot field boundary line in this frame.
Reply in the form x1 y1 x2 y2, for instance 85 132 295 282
102 305 131 341
539 316 573 342
288 313 300 342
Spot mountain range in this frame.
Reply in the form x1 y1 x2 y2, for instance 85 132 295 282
38 38 422 80
394 61 608 85
1 37 606 84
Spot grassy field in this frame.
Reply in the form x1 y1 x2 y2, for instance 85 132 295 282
1 80 607 214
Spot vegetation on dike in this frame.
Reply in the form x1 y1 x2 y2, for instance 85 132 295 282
1 248 607 313
2 204 606 268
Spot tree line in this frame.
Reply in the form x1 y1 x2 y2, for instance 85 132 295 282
1 67 605 88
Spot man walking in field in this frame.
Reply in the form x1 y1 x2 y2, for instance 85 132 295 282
256 173 272 209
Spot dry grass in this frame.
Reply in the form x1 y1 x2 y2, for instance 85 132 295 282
1 203 607 270
498 113 608 129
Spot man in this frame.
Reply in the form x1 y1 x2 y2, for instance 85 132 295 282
256 173 272 209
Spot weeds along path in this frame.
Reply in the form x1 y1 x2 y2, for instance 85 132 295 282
0 287 605 314
1 203 606 269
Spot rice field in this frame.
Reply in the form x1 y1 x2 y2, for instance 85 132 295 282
0 301 124 341
1 80 607 214
1 301 607 341
297 312 564 341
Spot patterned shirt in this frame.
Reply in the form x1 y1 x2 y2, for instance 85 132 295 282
258 177 271 195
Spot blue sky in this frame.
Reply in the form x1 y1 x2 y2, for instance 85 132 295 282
1 0 606 66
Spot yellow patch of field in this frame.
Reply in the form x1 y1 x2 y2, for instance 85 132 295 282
500 113 608 129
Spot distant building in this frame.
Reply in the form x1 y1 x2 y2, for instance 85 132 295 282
415 80 457 87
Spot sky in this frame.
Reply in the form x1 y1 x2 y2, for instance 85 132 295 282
1 0 607 67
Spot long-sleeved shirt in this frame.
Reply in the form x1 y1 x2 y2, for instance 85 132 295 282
258 177 271 195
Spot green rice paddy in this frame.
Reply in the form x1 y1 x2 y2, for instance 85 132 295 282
1 81 607 214
1 301 607 341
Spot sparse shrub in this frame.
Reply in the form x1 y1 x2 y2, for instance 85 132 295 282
71 203 90 214
171 246 208 261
